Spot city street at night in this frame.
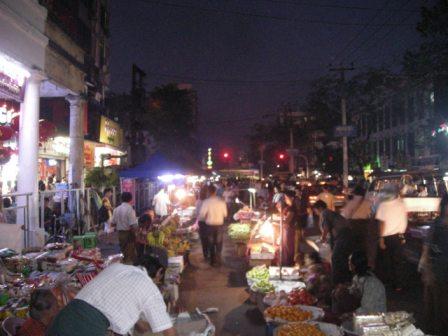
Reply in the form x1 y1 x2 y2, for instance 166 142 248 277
1 0 448 335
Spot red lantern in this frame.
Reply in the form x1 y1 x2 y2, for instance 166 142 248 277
0 125 14 141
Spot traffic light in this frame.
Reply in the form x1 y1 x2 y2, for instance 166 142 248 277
278 152 287 160
223 152 230 159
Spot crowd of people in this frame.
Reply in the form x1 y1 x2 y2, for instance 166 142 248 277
3 175 448 335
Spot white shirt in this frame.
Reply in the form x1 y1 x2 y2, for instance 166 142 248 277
76 263 172 334
111 202 138 231
375 197 407 237
199 196 228 226
152 190 170 217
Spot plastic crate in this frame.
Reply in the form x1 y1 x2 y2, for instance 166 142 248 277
83 233 97 249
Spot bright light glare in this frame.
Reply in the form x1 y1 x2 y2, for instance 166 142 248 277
235 198 240 204
348 175 354 181
157 174 185 183
259 220 274 239
175 188 187 200
248 188 256 193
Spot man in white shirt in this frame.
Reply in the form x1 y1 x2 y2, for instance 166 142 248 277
48 262 176 336
111 192 138 264
375 184 408 290
153 188 171 218
199 185 227 266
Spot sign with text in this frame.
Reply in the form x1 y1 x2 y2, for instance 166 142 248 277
99 116 123 148
334 125 357 137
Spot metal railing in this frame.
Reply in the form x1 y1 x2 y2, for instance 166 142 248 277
0 192 32 248
38 186 119 235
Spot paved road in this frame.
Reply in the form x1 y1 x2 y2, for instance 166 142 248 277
99 229 426 335
179 233 266 336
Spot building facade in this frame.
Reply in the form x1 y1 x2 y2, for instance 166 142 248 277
353 83 438 171
0 0 117 245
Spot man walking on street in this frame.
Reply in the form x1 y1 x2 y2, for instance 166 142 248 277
111 192 138 264
375 184 408 291
199 185 227 266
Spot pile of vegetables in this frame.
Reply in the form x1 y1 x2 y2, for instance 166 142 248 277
246 265 275 293
246 265 269 283
228 223 251 242
251 279 275 293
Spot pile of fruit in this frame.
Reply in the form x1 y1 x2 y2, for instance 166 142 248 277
164 237 190 257
264 306 313 322
147 230 165 247
228 223 251 242
147 224 190 257
287 288 317 306
276 323 326 336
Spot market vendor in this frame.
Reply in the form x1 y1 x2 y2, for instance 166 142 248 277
332 251 386 315
18 288 60 336
135 214 153 262
313 200 355 284
47 261 176 336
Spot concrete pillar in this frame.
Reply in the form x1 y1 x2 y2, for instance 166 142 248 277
17 71 44 246
66 94 85 189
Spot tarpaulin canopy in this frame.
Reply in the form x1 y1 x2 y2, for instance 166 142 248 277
119 152 189 179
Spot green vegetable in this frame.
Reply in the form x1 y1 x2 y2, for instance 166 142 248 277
251 279 275 293
246 265 270 282
228 223 251 242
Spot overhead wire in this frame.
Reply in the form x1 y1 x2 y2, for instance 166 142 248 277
253 0 420 12
134 0 415 27
340 0 416 64
331 0 391 64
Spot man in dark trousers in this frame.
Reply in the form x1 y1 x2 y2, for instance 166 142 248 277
313 200 355 284
199 185 228 266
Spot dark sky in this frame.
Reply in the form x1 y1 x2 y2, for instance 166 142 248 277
109 0 424 151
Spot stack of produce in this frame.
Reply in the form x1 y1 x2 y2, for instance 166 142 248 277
246 265 275 293
287 288 317 306
276 322 326 336
147 225 190 257
264 306 313 322
228 223 251 242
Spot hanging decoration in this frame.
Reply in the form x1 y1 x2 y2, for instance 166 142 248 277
0 125 14 141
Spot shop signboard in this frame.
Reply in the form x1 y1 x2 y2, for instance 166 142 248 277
99 116 123 148
84 142 95 168
120 178 136 205
0 54 28 101
334 125 357 137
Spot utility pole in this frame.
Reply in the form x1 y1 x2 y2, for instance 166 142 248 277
330 64 354 189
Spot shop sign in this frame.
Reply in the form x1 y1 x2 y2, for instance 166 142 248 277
99 116 123 148
84 142 95 168
51 137 70 156
0 54 29 101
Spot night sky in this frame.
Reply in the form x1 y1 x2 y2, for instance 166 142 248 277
109 0 424 151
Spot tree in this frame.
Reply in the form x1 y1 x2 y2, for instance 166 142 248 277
145 83 199 162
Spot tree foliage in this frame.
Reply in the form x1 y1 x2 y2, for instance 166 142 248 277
145 83 199 161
